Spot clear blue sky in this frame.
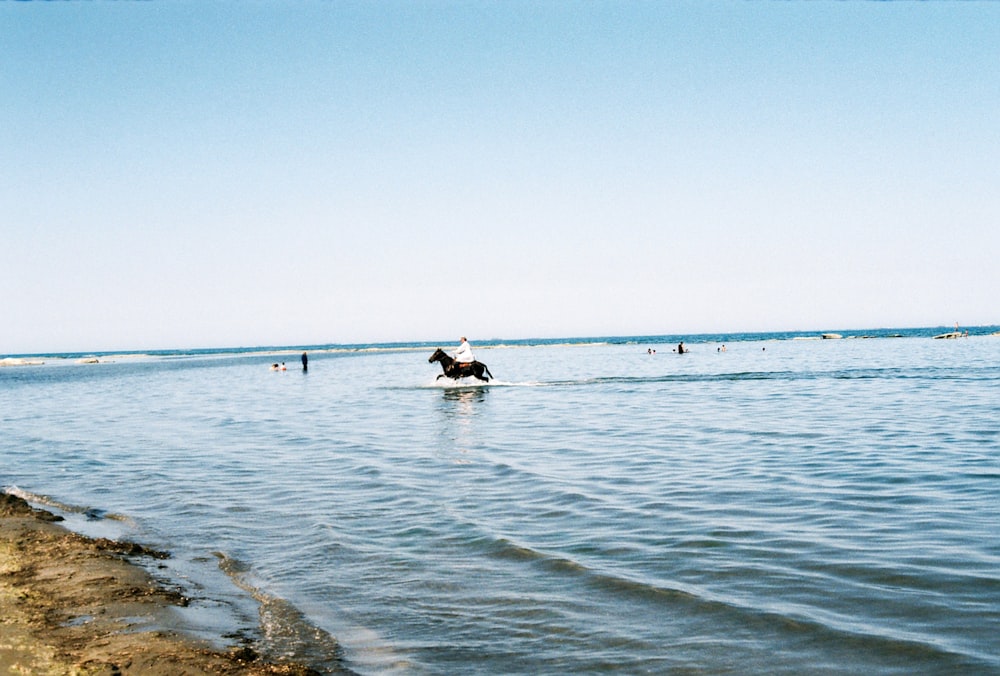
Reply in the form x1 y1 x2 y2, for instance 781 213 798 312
3 1 998 353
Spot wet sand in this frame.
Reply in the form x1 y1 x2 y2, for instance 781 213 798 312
0 490 320 675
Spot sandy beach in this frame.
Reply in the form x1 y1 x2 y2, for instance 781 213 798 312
0 490 320 675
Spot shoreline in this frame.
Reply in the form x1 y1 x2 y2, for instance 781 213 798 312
0 490 325 675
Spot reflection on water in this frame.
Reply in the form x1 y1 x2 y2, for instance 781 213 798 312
441 386 488 407
438 387 488 459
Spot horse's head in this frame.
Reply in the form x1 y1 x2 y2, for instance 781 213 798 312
428 348 447 363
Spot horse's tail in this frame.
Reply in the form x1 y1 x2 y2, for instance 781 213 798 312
483 364 494 381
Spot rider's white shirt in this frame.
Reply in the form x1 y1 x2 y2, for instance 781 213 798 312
454 341 475 363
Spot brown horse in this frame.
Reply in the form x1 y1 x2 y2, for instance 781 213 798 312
429 348 494 382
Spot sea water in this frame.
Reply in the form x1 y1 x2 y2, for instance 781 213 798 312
3 330 999 674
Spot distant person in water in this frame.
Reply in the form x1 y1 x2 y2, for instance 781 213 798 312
677 342 685 354
453 336 475 364
301 352 308 371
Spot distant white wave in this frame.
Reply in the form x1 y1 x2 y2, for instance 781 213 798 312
0 357 45 367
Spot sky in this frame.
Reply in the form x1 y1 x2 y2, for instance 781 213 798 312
2 1 998 353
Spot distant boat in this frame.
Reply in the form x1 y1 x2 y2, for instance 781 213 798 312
933 332 963 339
821 333 842 340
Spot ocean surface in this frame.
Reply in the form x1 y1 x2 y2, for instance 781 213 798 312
3 327 999 674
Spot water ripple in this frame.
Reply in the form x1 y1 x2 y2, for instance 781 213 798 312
4 339 999 674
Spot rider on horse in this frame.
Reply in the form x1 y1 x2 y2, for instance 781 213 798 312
429 338 493 382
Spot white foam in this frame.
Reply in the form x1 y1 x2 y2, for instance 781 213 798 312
337 625 413 674
421 378 541 389
0 357 45 367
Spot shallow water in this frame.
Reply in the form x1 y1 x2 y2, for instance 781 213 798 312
3 334 999 674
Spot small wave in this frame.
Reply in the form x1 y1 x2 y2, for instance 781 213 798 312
213 551 373 674
476 534 987 671
481 534 702 604
3 486 135 525
538 372 795 388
